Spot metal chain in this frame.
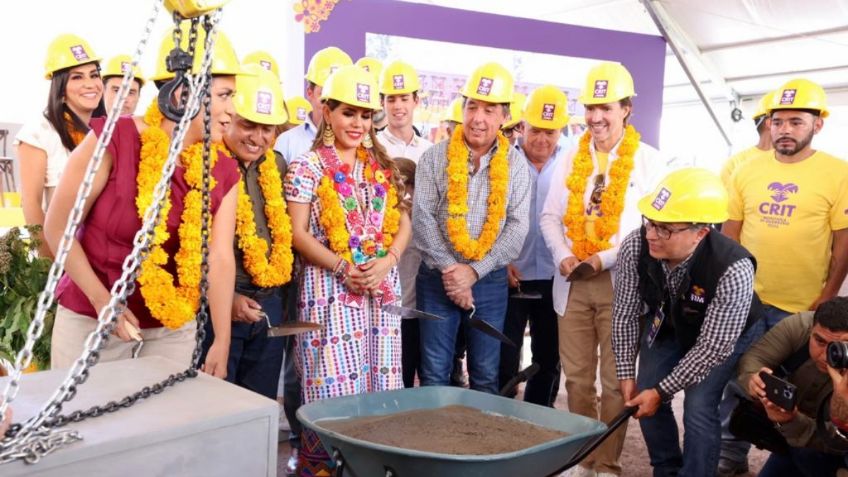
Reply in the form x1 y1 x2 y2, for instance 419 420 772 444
0 6 225 466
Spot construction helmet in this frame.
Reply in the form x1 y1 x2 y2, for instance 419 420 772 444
149 25 242 82
102 54 146 86
502 92 527 129
380 60 421 96
443 97 464 124
320 65 381 110
523 85 570 130
460 62 514 104
44 33 102 79
305 46 353 87
769 78 829 118
355 56 383 81
233 64 287 126
242 50 280 79
163 0 230 18
753 90 776 119
638 168 728 224
578 62 636 105
285 96 313 125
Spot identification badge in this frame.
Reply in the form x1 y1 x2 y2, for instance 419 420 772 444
646 306 665 348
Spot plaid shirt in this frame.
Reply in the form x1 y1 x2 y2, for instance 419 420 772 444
412 139 531 279
612 229 754 397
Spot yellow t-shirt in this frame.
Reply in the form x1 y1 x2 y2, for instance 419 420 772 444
720 145 772 190
586 151 610 240
728 151 848 312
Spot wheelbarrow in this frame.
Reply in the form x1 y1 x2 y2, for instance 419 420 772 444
298 386 635 477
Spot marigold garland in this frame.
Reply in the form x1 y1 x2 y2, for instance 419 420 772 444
316 145 399 264
234 149 294 287
63 112 86 146
444 124 510 261
563 125 640 260
135 101 223 329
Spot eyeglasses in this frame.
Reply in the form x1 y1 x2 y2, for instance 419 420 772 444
642 216 697 240
590 174 605 205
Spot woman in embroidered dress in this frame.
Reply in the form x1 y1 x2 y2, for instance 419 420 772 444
15 33 105 258
284 65 411 475
43 29 243 378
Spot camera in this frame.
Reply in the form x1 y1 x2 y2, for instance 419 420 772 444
827 341 848 369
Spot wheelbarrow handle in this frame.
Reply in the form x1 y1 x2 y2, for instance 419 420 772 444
547 406 638 476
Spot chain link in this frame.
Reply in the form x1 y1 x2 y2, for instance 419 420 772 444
1 5 225 466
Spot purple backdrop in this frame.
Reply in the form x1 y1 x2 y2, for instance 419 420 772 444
306 0 667 147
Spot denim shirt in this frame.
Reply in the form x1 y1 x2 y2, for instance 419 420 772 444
512 144 562 281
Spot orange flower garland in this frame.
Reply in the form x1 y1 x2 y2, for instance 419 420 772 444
563 125 639 260
316 146 399 263
445 124 510 261
234 149 294 287
63 112 86 146
136 101 223 329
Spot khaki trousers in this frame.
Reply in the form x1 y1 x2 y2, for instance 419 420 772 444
559 270 627 475
51 305 196 370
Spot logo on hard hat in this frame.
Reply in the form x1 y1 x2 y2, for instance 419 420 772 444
593 80 608 99
542 104 556 121
120 62 131 74
256 91 272 115
780 89 797 105
329 66 339 75
477 77 494 96
651 187 672 210
356 83 371 103
259 60 272 72
392 74 405 90
296 107 307 121
70 45 89 61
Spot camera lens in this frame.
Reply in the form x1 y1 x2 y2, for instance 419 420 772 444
783 388 793 399
828 342 848 369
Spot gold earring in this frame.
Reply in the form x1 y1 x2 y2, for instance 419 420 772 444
362 132 373 149
322 126 335 147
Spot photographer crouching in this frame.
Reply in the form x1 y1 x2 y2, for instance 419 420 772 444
736 296 848 476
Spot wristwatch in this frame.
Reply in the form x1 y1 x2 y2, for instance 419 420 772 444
653 385 673 403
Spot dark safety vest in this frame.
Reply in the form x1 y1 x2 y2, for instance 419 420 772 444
637 227 762 351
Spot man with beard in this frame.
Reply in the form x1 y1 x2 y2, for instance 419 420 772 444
724 79 848 323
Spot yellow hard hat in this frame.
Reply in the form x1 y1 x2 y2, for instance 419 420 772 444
242 50 280 79
355 56 383 81
305 46 353 87
769 78 829 118
320 65 381 110
149 25 242 82
233 64 287 126
753 90 776 119
502 92 526 129
285 96 313 125
578 62 636 105
523 85 569 130
102 54 146 86
460 62 514 104
638 168 728 224
443 97 464 124
44 33 102 79
380 60 420 95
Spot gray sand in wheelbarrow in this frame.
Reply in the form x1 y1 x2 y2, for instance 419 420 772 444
298 386 627 477
322 404 569 455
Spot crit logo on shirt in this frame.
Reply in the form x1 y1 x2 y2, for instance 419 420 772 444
593 80 609 99
256 91 272 114
356 83 371 103
690 285 706 304
476 77 494 96
780 89 797 105
758 182 798 227
542 103 556 121
392 74 405 90
70 45 89 61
